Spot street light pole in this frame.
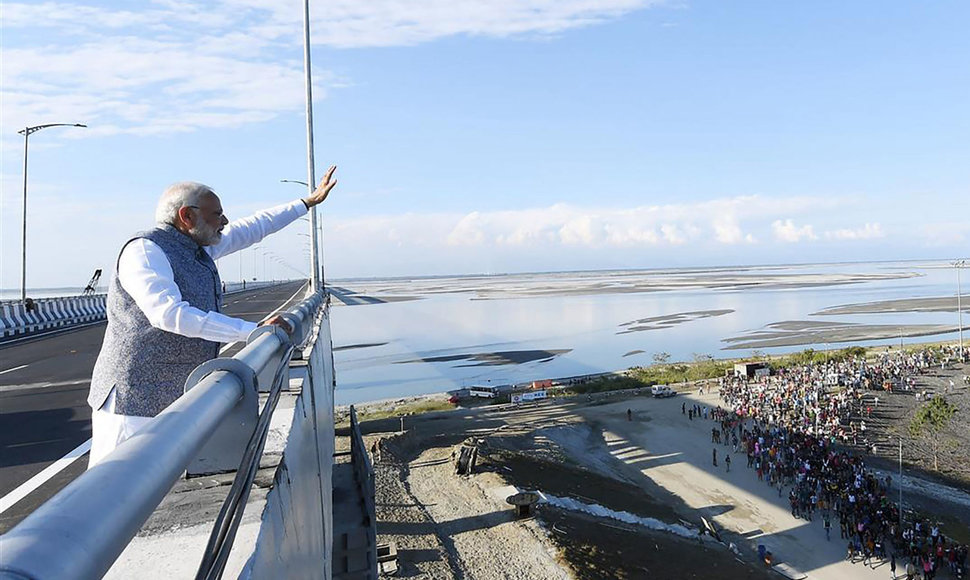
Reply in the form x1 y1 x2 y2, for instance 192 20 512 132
955 259 966 360
301 0 322 292
18 123 86 302
252 246 259 280
282 178 325 285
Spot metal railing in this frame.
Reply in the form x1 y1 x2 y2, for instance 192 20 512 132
0 290 326 580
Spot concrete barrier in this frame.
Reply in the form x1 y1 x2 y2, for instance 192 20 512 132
1 283 282 341
0 295 107 340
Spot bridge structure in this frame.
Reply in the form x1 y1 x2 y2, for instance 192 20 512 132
0 281 376 579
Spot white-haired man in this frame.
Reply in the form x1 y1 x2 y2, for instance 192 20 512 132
86 166 337 467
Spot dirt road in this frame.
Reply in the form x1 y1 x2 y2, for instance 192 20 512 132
578 391 899 580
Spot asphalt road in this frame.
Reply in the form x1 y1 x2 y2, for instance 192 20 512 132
0 281 307 533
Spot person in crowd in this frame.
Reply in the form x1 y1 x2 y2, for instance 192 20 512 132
713 345 966 577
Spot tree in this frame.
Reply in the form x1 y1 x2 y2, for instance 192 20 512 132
652 352 671 366
908 395 958 471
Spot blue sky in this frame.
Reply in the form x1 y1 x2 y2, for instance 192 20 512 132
2 0 968 288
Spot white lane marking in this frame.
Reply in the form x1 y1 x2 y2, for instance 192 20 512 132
0 364 29 375
0 320 106 347
0 380 89 393
261 283 309 323
0 283 307 513
0 439 92 515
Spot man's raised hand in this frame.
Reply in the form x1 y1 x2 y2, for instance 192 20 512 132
303 165 337 208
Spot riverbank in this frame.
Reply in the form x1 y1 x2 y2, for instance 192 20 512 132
349 383 968 579
340 339 970 483
340 341 968 577
351 397 778 579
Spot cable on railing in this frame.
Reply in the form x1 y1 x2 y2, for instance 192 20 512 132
195 343 296 580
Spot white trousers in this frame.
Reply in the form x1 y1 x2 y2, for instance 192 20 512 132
89 389 153 468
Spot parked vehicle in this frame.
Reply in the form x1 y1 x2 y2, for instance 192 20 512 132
469 385 498 399
651 385 675 398
512 390 547 404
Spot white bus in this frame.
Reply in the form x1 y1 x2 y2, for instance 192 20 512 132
469 385 498 399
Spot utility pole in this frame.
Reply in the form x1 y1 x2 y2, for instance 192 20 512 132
956 259 966 361
301 0 322 292
18 123 87 302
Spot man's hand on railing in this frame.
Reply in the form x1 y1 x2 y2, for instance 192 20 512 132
260 315 292 334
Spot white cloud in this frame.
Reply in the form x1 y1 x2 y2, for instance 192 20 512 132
824 223 885 241
659 223 688 245
771 219 817 243
344 195 856 251
559 216 605 245
447 212 487 246
1 1 663 140
712 214 756 244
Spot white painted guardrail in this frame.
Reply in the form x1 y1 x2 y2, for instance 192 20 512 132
0 281 287 341
0 295 107 339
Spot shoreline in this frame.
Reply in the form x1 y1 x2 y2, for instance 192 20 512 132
358 355 968 579
346 338 970 504
339 336 966 413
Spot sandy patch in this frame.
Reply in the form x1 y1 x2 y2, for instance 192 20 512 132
395 349 573 367
618 309 734 334
723 320 957 350
333 342 388 351
331 269 921 302
579 394 898 580
815 295 969 315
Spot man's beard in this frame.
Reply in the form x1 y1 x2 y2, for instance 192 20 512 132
189 220 222 246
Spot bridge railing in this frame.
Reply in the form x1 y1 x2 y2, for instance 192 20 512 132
0 290 327 580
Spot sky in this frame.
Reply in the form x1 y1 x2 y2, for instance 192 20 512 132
1 0 968 289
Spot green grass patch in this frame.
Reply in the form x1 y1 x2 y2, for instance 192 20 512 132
355 399 456 424
768 346 868 368
565 375 652 395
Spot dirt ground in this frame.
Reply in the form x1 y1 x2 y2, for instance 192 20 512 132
359 400 778 579
349 359 970 579
848 357 970 485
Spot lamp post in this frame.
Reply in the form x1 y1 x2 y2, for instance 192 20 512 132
955 259 966 361
252 246 260 280
18 123 87 302
299 0 325 292
282 178 324 285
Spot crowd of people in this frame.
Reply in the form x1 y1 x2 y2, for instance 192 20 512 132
694 346 967 579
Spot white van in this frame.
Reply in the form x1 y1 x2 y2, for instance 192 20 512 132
651 385 675 398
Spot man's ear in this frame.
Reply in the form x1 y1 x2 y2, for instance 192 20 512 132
177 205 196 227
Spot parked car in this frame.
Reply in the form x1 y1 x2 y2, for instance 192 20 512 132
651 385 675 398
